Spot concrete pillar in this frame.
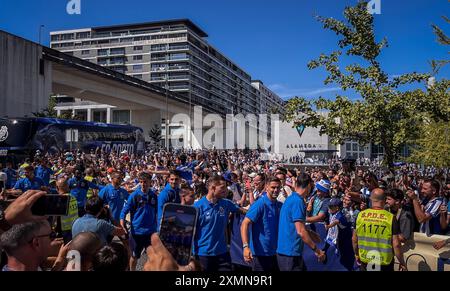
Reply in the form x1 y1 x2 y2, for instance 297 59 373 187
106 108 112 123
87 108 92 122
57 110 61 117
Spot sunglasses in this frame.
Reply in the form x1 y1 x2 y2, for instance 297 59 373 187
30 231 57 243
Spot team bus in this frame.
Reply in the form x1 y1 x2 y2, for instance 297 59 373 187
0 117 146 161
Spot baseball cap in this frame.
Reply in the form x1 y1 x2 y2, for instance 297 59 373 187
315 179 331 194
249 172 257 179
328 198 342 208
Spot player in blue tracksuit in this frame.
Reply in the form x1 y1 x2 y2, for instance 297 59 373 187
193 175 246 271
99 171 129 225
157 171 181 230
68 166 98 216
121 172 158 271
241 177 283 271
7 166 46 197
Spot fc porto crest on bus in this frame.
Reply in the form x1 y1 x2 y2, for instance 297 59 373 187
0 126 8 142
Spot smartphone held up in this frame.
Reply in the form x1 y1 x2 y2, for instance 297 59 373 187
159 203 198 266
31 194 70 216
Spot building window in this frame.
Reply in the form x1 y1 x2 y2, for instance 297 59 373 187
133 55 143 61
346 143 351 151
110 48 125 55
112 110 130 124
133 64 143 71
81 50 90 55
93 110 107 123
134 74 143 80
133 45 143 51
74 110 88 121
98 49 108 56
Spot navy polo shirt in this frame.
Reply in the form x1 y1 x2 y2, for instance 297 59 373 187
157 183 181 230
194 197 239 256
13 177 45 192
99 184 129 223
277 192 307 257
246 193 282 256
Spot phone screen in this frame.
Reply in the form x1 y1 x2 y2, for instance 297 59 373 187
159 204 198 266
31 195 70 216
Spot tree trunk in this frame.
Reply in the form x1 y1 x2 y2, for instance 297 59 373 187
383 141 395 171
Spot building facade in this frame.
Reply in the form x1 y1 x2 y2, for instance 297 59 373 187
50 19 284 122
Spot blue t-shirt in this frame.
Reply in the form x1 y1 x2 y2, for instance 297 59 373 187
3 168 17 189
68 177 97 208
246 193 282 256
194 197 239 256
157 183 181 230
312 196 330 217
71 214 115 245
120 188 158 235
34 166 53 186
99 184 129 223
13 177 45 192
277 192 306 257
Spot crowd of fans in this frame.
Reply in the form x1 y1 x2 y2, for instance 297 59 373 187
0 148 448 271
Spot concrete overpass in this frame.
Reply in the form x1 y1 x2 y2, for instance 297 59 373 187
0 29 209 145
0 30 272 150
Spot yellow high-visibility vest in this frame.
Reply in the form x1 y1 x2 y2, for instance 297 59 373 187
84 175 95 199
61 195 79 232
356 208 394 266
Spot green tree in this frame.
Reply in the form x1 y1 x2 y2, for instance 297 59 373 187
284 1 448 168
33 95 83 121
409 120 450 168
32 95 58 118
148 124 162 148
408 9 450 168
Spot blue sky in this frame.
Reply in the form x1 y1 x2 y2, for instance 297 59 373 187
0 0 448 100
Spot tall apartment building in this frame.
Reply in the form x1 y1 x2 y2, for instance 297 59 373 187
50 19 284 120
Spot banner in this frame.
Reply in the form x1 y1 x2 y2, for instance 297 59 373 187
401 233 450 271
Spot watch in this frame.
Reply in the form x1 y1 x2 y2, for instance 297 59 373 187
242 243 249 249
0 209 12 232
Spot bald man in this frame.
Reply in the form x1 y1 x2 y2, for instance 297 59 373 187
66 232 103 271
352 188 407 271
56 178 79 244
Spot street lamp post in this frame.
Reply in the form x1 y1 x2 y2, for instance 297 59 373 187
165 45 169 151
38 25 45 45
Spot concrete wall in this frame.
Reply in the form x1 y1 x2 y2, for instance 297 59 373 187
279 121 336 159
131 109 162 141
0 31 52 118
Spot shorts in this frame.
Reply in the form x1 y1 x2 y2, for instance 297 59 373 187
129 234 151 259
276 254 307 271
196 253 232 272
252 255 279 272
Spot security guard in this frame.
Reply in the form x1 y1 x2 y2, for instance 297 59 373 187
84 168 98 199
353 188 407 271
55 178 79 244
